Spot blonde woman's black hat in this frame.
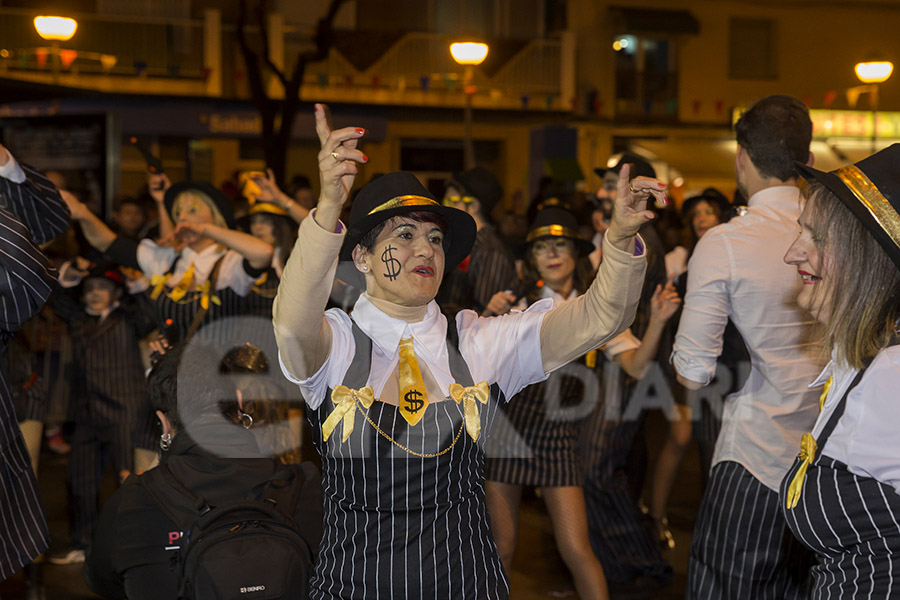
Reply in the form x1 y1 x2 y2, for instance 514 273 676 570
340 171 477 271
795 143 900 271
520 206 594 257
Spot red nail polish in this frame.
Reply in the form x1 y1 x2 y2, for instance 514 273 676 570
362 154 369 162
356 128 366 135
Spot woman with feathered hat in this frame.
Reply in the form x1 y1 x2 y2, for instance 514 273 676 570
273 104 661 599
781 144 900 597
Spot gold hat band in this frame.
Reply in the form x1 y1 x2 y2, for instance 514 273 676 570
526 224 581 243
368 195 439 215
835 165 900 252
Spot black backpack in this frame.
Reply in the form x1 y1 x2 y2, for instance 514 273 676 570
139 461 320 600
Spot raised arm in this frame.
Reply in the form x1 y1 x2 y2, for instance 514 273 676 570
539 164 663 372
61 190 118 252
148 172 175 241
614 278 681 379
173 222 273 270
253 168 310 224
274 104 367 380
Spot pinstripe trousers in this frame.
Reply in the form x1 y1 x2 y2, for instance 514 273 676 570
687 461 813 599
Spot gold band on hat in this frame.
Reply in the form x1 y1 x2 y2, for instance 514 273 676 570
836 165 900 252
526 224 581 243
368 195 439 215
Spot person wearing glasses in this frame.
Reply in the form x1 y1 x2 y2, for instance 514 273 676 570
273 104 659 599
436 166 519 317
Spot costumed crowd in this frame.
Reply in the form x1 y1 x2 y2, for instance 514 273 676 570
1 93 899 600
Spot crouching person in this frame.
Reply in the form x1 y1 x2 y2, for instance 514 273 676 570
84 342 322 600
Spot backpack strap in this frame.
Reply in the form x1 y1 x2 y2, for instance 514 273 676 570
138 463 213 533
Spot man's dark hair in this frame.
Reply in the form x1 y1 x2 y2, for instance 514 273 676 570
734 95 812 181
148 342 236 433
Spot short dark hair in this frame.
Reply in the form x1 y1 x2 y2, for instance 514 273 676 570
148 342 237 433
358 211 449 253
735 95 812 181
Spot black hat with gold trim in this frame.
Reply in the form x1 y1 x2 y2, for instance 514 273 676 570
164 181 235 228
340 171 477 271
520 206 594 257
795 143 900 271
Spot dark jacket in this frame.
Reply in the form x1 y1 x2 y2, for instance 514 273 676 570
84 424 323 600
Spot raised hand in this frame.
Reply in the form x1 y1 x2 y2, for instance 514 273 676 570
148 172 171 203
483 290 517 317
650 276 681 323
251 168 286 205
607 163 667 250
314 103 367 211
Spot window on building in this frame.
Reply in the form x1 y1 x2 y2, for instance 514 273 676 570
613 34 677 119
729 18 777 80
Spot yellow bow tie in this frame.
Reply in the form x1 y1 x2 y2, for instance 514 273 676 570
449 382 490 442
785 376 833 509
168 263 195 302
321 385 375 443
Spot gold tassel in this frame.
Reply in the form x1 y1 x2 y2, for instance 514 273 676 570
449 382 490 442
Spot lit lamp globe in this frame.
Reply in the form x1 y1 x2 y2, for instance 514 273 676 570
855 60 893 84
34 16 78 41
450 42 489 66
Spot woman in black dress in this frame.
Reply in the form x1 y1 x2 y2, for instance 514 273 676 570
273 104 658 599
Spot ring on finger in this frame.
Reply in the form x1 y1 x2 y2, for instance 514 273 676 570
628 180 637 194
331 151 341 161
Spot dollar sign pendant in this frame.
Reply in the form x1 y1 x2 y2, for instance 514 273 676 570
381 245 401 281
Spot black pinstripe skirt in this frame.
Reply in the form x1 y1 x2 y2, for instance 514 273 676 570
485 369 587 487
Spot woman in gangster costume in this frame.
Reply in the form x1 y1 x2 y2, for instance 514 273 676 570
273 104 661 599
781 143 900 597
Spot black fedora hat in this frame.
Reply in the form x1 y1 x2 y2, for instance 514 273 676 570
164 181 235 228
236 200 295 231
340 171 476 271
682 187 734 221
519 206 594 257
448 166 504 215
795 143 900 271
594 152 656 179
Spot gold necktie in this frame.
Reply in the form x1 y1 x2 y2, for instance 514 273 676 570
168 263 195 302
785 376 833 509
398 336 429 426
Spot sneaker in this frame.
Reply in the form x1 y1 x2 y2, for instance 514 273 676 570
45 432 70 455
47 547 85 565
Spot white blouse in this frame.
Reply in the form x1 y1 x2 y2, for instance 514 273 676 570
811 345 900 495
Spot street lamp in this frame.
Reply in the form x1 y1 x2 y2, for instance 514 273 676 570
450 42 489 169
855 58 893 152
34 15 78 83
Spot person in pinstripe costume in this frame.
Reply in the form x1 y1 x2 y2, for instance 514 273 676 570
47 264 155 564
0 142 70 580
483 207 680 598
673 95 824 599
780 144 900 598
273 104 654 599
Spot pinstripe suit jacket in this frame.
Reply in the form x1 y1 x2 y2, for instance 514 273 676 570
0 160 69 579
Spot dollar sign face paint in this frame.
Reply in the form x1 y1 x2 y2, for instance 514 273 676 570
381 245 401 281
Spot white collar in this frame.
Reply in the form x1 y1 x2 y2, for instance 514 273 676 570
180 243 226 262
539 284 578 303
351 295 447 362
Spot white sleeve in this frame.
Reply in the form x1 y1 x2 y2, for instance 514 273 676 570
0 148 26 184
214 250 257 296
136 239 177 277
602 328 641 360
844 350 900 495
671 232 731 385
278 307 355 409
457 298 552 400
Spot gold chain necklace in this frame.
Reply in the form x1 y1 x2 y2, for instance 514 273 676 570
355 398 465 458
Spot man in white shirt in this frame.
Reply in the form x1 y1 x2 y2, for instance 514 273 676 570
672 95 825 599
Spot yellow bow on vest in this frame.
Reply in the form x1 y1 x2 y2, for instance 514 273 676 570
785 376 833 509
398 337 429 426
321 385 375 443
150 273 172 300
198 280 221 310
449 382 490 442
167 263 195 302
